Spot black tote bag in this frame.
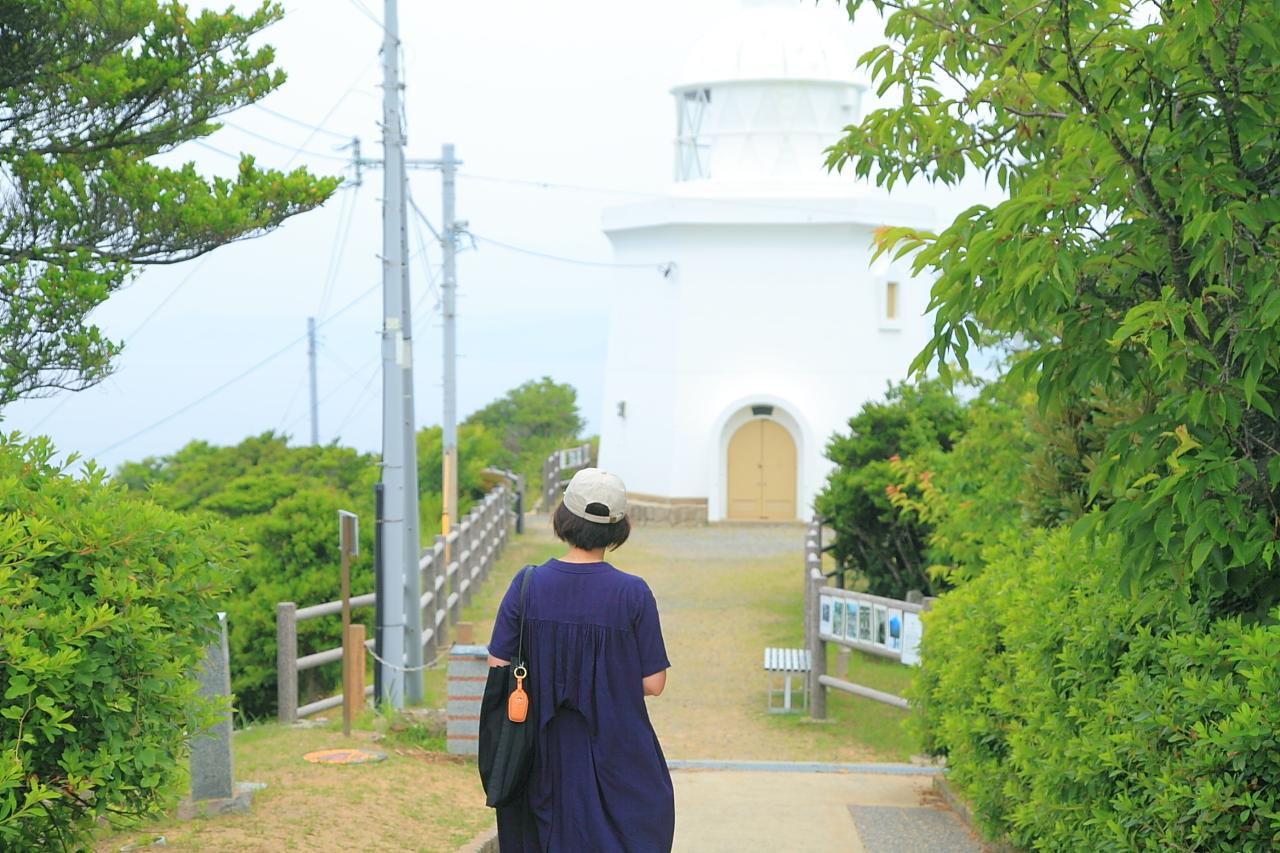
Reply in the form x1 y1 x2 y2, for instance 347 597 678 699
478 566 536 808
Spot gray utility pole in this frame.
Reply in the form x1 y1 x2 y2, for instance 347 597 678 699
375 0 420 709
307 317 319 446
441 144 459 552
399 150 425 704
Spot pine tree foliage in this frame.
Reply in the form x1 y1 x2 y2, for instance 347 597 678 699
0 1 338 406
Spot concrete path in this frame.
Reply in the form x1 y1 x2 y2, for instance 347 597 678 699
486 520 985 850
670 763 982 852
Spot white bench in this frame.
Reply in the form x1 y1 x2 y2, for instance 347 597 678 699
763 647 811 713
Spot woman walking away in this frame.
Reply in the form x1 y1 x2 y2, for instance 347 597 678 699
487 468 674 852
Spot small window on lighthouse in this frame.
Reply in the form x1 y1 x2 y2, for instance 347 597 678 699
881 280 902 330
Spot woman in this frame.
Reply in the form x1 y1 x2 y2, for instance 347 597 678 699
487 468 674 852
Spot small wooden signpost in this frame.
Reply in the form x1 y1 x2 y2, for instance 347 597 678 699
338 510 363 736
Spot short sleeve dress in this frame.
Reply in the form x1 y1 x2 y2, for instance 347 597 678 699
487 558 675 852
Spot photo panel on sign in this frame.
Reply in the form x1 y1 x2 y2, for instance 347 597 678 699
858 604 872 642
844 601 859 642
819 595 834 636
831 596 844 636
887 609 903 651
901 611 923 666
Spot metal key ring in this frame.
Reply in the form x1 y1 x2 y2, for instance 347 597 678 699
513 664 527 679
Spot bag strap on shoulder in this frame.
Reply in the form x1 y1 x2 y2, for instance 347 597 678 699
515 565 535 665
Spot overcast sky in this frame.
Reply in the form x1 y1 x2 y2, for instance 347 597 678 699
5 0 989 472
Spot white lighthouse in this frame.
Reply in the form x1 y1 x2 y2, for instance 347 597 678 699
598 0 937 524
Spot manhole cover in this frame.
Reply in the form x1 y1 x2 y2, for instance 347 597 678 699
303 748 387 765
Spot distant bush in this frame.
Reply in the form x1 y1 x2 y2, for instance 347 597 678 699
0 434 231 849
118 434 379 720
915 527 1280 851
816 379 969 597
463 377 585 489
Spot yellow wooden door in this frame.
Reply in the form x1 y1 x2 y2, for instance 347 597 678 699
727 419 797 520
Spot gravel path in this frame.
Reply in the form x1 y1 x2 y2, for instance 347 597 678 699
624 521 883 762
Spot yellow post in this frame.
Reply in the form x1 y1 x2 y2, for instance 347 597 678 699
344 623 366 730
441 451 453 563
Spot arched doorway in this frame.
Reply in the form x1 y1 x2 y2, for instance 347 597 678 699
726 418 797 520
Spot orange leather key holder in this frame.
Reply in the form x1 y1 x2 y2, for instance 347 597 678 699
508 664 529 723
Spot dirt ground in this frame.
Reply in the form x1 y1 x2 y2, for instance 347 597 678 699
97 726 492 853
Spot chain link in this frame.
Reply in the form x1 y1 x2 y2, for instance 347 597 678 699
365 644 452 673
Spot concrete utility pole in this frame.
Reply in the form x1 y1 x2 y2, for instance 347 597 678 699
375 0 418 708
400 150 424 703
441 144 459 553
307 317 319 446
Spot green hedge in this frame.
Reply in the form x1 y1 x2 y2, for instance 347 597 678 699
915 526 1280 851
0 435 232 848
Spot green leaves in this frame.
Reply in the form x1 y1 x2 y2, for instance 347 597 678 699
915 528 1280 851
837 0 1280 615
0 0 338 406
0 432 231 848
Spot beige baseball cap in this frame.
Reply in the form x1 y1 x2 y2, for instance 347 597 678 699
563 468 628 524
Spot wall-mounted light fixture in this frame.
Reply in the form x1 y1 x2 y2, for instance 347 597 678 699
751 404 774 417
617 400 627 418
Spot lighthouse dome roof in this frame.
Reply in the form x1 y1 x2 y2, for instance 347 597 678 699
674 0 862 90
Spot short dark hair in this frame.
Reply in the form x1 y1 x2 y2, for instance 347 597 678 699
553 502 631 551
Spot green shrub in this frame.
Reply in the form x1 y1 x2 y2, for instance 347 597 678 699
0 434 232 849
816 378 970 597
118 434 377 720
916 526 1280 851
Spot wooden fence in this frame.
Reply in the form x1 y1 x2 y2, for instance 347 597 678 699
539 442 595 510
804 518 930 717
276 483 515 722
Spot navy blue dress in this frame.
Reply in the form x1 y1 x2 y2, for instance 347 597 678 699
487 559 674 852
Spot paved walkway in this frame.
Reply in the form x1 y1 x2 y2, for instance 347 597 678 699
498 520 985 851
670 762 980 852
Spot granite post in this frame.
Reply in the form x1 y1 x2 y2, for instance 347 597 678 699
181 612 258 818
191 611 234 801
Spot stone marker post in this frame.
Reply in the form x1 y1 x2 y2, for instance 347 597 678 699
191 611 234 802
182 612 258 819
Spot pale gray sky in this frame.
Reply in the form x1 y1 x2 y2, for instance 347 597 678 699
5 0 986 471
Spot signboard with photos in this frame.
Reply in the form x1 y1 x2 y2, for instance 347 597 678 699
818 592 922 666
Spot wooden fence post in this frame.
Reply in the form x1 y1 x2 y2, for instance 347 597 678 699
276 601 297 724
421 549 438 665
807 563 827 720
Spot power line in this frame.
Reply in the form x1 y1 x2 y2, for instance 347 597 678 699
344 0 387 32
91 280 380 459
29 254 217 433
285 57 380 169
468 232 675 273
193 140 242 161
317 183 360 318
330 363 381 438
222 120 352 163
249 102 351 140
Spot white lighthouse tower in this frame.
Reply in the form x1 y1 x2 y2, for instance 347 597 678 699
598 0 936 524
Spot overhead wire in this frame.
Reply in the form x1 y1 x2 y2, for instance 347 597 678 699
249 102 351 140
221 120 352 163
91 280 380 459
316 181 360 319
468 232 674 273
344 0 387 32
